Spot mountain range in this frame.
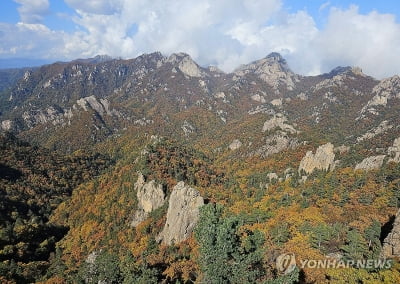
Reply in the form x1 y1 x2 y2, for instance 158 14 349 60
1 52 400 283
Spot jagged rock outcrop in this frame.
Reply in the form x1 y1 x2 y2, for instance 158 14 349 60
359 75 400 117
270 98 283 106
158 182 204 245
234 53 298 90
12 95 120 130
251 94 266 103
229 139 242 150
182 120 196 136
131 173 166 227
388 137 400 163
1 120 14 131
381 209 400 258
262 113 297 134
354 155 386 171
21 107 72 128
357 121 392 142
168 53 203 77
76 95 119 117
254 133 299 158
267 172 278 181
299 143 335 174
334 145 350 154
315 67 365 94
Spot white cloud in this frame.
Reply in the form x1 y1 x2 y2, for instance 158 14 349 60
312 6 400 78
14 0 50 24
319 2 331 12
64 0 122 14
2 1 400 78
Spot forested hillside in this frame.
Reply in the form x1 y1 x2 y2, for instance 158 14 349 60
0 133 112 283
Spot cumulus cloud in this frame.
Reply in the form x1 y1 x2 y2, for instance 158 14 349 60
14 0 50 24
2 1 400 78
0 22 88 59
313 6 400 78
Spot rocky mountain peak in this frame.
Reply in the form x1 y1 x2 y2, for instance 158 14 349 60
265 52 288 67
235 52 290 73
137 51 166 63
323 66 365 79
372 75 400 96
167 52 203 77
72 54 114 64
234 52 297 90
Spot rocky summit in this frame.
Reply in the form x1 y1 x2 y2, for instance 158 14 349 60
2 52 400 283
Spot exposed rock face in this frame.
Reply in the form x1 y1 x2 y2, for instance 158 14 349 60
229 139 242 150
131 173 166 227
16 95 120 130
267 172 278 181
22 107 71 128
360 75 400 117
334 145 350 154
357 121 392 142
270 98 283 106
76 95 118 116
158 182 204 245
262 113 297 134
355 155 386 171
251 94 266 103
297 93 308 100
182 120 196 136
214 91 226 99
388 137 400 163
168 53 203 77
1 120 14 131
234 53 298 90
136 177 165 213
254 133 299 158
381 209 400 258
299 143 335 174
314 74 346 91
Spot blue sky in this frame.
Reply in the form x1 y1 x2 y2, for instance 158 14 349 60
0 0 399 78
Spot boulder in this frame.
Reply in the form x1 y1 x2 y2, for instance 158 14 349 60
229 139 242 150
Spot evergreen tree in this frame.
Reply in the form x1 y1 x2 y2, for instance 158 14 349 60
195 203 266 283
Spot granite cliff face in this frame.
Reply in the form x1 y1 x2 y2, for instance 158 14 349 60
262 113 297 134
299 143 335 174
158 182 204 245
234 53 298 90
355 155 386 171
131 173 166 227
360 75 400 116
388 137 400 163
381 209 400 258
